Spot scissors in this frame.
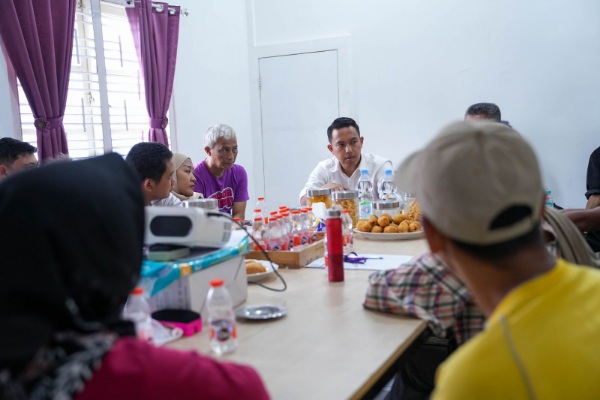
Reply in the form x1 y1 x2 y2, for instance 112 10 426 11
343 252 384 264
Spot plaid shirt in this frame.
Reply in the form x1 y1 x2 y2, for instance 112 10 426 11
363 252 485 345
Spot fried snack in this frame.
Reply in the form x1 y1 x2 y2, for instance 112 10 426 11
245 260 267 275
407 201 422 222
398 220 410 233
393 213 410 225
409 221 422 232
380 213 394 221
371 225 384 233
384 225 400 233
368 215 379 227
357 220 372 232
377 215 392 227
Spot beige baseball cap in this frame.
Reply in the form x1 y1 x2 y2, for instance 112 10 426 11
400 120 544 245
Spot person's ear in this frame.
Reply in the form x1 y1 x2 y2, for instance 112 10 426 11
143 178 155 194
204 146 212 156
0 164 8 177
360 136 364 146
327 144 333 153
422 217 447 254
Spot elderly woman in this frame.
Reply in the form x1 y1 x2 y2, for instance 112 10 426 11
172 152 203 201
0 154 269 399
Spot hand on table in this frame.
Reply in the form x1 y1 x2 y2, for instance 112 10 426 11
321 183 349 192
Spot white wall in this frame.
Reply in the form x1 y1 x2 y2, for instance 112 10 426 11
171 0 256 204
1 0 599 209
248 0 600 208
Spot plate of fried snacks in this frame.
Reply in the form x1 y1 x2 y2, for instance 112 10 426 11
353 202 423 240
245 259 279 282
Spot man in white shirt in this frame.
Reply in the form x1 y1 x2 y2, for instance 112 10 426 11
125 142 182 207
299 117 392 205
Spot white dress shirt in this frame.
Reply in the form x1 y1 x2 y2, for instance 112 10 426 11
150 193 183 207
299 152 392 201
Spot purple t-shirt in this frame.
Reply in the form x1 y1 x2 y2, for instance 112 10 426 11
193 160 249 214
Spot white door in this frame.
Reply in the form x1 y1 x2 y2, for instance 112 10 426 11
258 50 340 210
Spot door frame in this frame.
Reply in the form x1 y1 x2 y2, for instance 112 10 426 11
247 36 354 198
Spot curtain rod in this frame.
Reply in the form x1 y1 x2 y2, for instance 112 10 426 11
103 0 189 16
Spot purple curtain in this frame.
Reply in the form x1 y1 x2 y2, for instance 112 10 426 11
127 0 180 146
0 0 75 160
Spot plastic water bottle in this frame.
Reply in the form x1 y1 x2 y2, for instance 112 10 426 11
256 197 267 214
378 169 397 201
545 189 554 208
358 169 373 219
342 209 353 254
123 287 153 342
251 217 266 250
252 208 263 222
207 278 237 355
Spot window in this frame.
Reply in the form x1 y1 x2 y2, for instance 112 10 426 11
17 0 169 159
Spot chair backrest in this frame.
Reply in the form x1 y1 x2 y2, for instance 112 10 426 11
544 207 600 268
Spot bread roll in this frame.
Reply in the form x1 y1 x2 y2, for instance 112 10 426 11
245 260 267 275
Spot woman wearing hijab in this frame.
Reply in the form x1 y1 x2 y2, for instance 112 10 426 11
0 153 270 400
172 152 203 201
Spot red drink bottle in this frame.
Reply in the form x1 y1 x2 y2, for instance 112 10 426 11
326 209 344 282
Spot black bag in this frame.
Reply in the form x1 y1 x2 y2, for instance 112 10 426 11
385 328 457 400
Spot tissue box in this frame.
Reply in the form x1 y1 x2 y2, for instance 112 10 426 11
148 255 247 319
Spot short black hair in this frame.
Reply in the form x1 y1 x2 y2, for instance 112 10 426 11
465 103 502 122
125 142 172 183
327 117 360 143
0 137 37 166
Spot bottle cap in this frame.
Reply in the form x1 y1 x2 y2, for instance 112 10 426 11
327 209 341 218
384 169 393 175
332 190 359 200
254 209 261 212
132 287 144 295
342 209 350 213
254 217 262 221
373 200 401 210
307 188 332 196
258 197 265 201
361 169 369 174
210 278 224 287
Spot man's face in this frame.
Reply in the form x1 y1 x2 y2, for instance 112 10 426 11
0 153 38 178
151 159 175 201
206 137 238 170
327 126 364 172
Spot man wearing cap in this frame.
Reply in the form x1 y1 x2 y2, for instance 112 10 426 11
299 117 392 205
410 121 600 398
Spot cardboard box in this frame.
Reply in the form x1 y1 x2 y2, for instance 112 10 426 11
148 255 247 319
245 239 324 269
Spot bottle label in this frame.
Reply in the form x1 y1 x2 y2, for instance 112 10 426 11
210 319 237 342
359 201 372 219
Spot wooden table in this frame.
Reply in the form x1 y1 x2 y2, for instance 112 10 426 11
170 237 429 399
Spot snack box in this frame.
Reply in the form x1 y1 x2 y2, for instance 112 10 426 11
245 239 324 269
146 254 247 319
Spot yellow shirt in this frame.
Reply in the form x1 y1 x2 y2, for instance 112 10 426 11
432 259 600 399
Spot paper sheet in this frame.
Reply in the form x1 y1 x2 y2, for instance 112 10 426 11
305 253 413 271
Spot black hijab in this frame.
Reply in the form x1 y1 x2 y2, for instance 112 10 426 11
0 153 144 371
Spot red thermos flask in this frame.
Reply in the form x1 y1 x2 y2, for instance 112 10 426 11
326 209 344 282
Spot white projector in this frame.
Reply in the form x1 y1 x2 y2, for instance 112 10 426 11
144 206 232 249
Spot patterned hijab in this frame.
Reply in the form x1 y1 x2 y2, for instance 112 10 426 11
171 152 203 201
0 153 144 398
